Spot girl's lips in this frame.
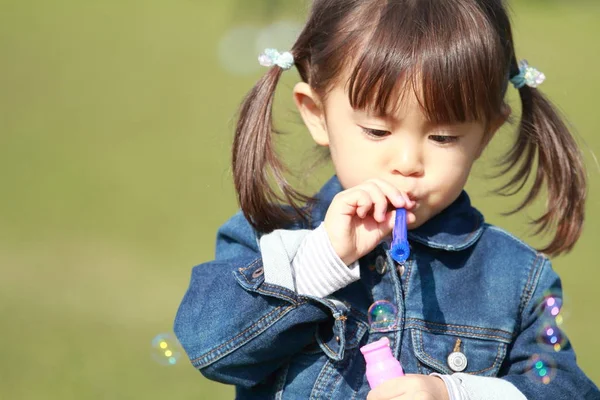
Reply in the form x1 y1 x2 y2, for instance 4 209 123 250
406 195 419 209
405 192 418 204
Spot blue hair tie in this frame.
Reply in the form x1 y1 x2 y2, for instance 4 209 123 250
258 48 295 71
510 60 546 89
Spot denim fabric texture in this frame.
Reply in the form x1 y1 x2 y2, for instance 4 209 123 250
174 176 599 399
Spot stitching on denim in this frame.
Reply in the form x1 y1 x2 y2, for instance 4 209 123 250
191 305 291 365
518 254 544 320
316 321 339 359
405 323 508 341
404 318 512 336
326 365 346 399
238 259 261 273
403 260 413 294
412 329 507 375
236 259 302 305
519 254 539 315
413 329 451 374
310 359 334 400
320 338 340 359
258 284 299 305
405 318 511 334
467 341 506 375
237 259 263 285
191 304 295 366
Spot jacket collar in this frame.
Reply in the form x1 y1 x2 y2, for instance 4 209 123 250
309 175 485 252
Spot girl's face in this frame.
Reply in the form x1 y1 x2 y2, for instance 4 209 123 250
294 80 505 229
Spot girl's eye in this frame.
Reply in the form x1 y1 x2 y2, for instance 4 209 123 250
361 127 390 138
429 135 458 144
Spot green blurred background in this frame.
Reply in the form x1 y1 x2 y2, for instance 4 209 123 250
1 0 598 398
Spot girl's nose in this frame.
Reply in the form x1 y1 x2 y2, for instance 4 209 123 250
391 142 424 177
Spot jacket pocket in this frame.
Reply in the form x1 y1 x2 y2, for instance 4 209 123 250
411 328 508 377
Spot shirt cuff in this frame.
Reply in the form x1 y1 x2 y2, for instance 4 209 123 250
293 223 360 297
430 373 469 400
432 373 528 400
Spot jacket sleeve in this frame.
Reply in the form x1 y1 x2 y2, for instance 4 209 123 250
173 211 349 388
498 256 600 399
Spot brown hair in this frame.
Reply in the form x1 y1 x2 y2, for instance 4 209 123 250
232 0 586 257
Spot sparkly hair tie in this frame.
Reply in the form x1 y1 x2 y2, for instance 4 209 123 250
510 60 546 89
258 48 295 71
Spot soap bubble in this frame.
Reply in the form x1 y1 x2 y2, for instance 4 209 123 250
151 333 183 366
536 290 569 326
540 293 562 317
537 323 567 352
526 354 557 385
554 313 564 327
256 20 303 56
217 20 303 76
217 25 262 75
368 301 398 332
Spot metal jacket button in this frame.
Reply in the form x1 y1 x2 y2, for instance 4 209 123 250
397 263 405 276
375 255 387 274
448 351 468 372
448 338 468 372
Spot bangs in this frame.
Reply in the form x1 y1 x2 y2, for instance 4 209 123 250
346 0 509 125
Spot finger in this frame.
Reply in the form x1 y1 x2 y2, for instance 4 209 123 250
364 179 405 223
333 189 372 217
370 179 417 210
364 181 391 222
349 183 386 222
400 191 416 209
353 189 374 218
366 179 407 210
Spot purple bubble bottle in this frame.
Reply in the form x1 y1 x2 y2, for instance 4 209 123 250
390 208 410 264
360 337 405 389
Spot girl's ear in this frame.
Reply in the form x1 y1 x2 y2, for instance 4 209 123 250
476 104 512 159
293 82 329 146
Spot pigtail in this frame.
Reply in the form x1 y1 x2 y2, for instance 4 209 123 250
232 64 312 233
496 80 586 256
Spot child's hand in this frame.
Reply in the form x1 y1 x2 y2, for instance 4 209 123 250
324 179 415 265
366 374 449 400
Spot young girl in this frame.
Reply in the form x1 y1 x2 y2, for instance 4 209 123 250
175 0 599 398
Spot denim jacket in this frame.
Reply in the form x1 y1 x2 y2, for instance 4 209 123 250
174 176 599 399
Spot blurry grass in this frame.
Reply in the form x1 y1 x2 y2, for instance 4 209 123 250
0 1 598 399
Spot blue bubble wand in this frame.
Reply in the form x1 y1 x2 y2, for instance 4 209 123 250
390 208 410 263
